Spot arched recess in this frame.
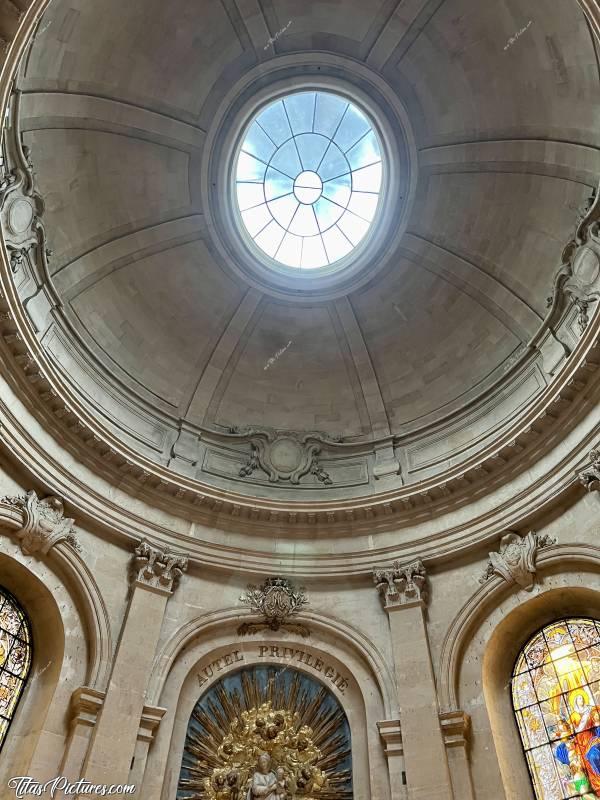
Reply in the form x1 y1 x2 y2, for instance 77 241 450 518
0 500 113 690
0 513 112 783
438 544 600 800
176 664 353 799
141 609 395 800
0 542 67 782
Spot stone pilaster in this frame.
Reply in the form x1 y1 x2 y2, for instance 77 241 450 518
440 710 474 800
129 704 167 788
377 719 407 800
82 540 187 788
60 688 105 781
373 560 454 800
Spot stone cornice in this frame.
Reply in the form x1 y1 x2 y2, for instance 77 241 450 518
0 377 598 576
0 300 598 535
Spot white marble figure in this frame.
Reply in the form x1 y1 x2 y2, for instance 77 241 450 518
246 753 286 800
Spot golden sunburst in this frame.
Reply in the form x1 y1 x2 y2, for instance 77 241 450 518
178 666 352 800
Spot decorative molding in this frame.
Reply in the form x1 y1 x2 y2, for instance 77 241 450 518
1 489 79 555
132 539 188 595
377 719 403 758
237 428 335 485
439 709 471 749
138 704 167 743
548 184 600 335
69 686 105 730
479 531 556 591
238 577 310 636
579 448 600 492
373 559 428 609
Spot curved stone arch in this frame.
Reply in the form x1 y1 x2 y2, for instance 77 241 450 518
142 608 394 800
148 607 396 715
438 544 600 800
0 539 71 782
0 500 113 690
438 543 600 709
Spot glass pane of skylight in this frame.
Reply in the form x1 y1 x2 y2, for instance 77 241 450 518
321 225 353 262
237 152 266 182
267 194 299 229
276 232 302 267
314 93 348 138
347 130 380 170
283 93 315 135
313 196 344 232
235 90 383 270
242 122 277 162
296 133 329 172
351 161 383 192
236 183 265 211
258 102 293 145
322 175 351 208
301 235 328 268
333 104 370 153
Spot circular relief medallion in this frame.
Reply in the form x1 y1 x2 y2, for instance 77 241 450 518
269 437 304 474
7 199 34 235
235 90 384 271
573 245 600 286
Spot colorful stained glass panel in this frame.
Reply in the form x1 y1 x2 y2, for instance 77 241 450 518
513 618 600 799
0 588 31 752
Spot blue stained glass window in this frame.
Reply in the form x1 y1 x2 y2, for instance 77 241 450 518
235 91 383 270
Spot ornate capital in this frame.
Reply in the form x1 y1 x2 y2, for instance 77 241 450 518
132 539 188 594
373 559 428 609
580 448 600 492
479 531 555 591
2 490 79 556
238 576 309 636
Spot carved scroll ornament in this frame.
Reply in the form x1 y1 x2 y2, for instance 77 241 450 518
580 448 600 492
1 490 79 556
479 531 556 591
237 429 334 486
238 577 309 636
548 184 600 334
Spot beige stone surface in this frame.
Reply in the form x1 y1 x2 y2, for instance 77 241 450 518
0 1 598 799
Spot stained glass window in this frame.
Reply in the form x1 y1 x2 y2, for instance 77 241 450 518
512 618 600 799
235 90 383 270
0 587 31 751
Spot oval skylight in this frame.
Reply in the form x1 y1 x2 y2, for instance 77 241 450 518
235 91 383 271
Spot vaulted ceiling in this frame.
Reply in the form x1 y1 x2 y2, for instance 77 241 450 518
10 0 600 499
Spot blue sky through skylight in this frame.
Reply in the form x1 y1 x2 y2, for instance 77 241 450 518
236 91 383 270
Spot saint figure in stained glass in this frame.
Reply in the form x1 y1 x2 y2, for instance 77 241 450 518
513 618 600 799
0 587 32 751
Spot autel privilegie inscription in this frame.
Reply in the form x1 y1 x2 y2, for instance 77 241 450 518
196 645 350 693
